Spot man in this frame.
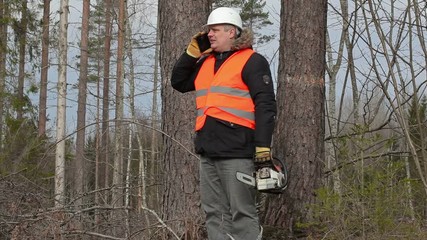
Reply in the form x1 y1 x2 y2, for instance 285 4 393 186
171 7 276 240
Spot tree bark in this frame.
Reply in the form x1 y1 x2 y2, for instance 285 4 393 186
55 0 69 208
0 0 8 153
16 0 27 120
260 0 327 236
75 0 90 207
38 0 50 137
158 0 210 238
112 0 125 207
101 0 112 198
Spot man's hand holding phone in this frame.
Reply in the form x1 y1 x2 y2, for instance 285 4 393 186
186 32 212 58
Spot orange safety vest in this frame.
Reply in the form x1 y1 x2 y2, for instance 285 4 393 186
194 49 255 131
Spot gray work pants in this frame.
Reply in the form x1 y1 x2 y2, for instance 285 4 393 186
200 156 262 240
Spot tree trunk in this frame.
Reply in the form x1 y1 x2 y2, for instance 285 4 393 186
325 0 354 200
75 0 90 208
158 0 210 238
124 10 138 233
55 0 69 208
260 0 327 236
38 0 50 137
94 0 103 228
124 126 132 238
404 144 416 221
112 0 125 207
101 0 112 198
345 1 359 123
16 0 27 121
0 0 7 152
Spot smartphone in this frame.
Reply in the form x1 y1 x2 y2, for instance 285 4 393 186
196 33 211 52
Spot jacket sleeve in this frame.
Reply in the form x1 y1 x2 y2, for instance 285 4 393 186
171 52 204 93
242 53 277 148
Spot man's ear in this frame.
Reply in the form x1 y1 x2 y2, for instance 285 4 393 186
230 27 237 39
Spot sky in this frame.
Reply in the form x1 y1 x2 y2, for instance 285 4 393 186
38 0 159 137
31 0 282 138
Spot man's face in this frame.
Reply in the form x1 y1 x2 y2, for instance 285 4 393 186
207 24 235 53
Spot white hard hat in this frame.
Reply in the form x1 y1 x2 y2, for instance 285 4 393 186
206 7 242 30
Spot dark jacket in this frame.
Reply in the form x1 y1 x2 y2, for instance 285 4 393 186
171 29 277 158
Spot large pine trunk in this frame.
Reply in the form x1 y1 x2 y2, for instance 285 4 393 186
260 0 327 237
100 0 112 196
74 0 90 207
158 0 209 238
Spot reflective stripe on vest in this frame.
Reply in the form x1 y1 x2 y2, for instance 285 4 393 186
194 49 255 131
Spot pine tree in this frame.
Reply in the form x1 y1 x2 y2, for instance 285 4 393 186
261 0 327 236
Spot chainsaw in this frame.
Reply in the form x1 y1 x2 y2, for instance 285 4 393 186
236 157 288 194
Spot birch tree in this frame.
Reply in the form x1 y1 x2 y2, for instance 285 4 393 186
325 0 346 196
124 7 136 236
0 0 7 151
16 0 27 121
55 0 69 208
112 0 126 207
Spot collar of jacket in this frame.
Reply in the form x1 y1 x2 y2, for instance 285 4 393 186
214 51 233 60
231 28 254 51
